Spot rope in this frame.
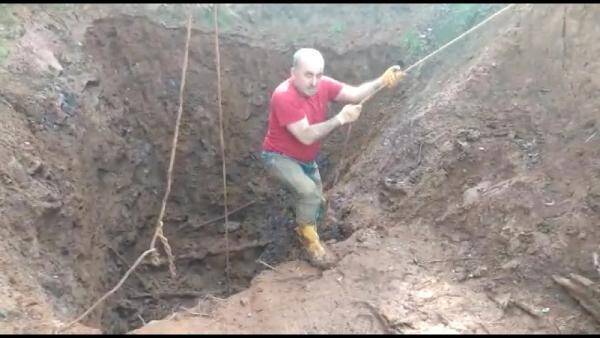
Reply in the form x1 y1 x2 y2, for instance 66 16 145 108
213 3 232 294
58 15 194 333
60 249 156 332
148 12 196 279
404 4 516 74
332 3 516 187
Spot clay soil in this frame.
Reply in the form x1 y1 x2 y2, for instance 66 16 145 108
0 4 599 334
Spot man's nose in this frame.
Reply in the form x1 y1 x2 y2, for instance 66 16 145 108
310 77 317 86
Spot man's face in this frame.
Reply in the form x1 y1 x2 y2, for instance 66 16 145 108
291 57 324 97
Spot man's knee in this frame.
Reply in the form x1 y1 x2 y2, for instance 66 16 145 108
296 182 322 205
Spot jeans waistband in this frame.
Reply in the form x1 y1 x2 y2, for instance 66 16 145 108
261 150 318 170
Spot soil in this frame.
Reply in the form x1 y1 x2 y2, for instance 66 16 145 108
0 3 599 334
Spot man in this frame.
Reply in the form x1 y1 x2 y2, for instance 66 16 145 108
261 48 404 268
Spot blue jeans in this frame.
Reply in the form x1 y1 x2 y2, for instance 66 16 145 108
261 151 325 225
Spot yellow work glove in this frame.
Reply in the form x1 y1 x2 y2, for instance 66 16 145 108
335 104 362 125
380 65 405 88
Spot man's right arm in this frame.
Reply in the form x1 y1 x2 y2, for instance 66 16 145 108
286 104 362 145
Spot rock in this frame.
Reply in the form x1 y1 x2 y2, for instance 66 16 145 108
491 292 512 309
454 266 467 281
38 192 63 214
585 184 600 213
448 232 462 243
59 91 79 116
553 273 600 324
241 105 253 120
7 157 29 186
27 159 44 176
420 325 460 334
469 265 488 278
240 297 249 307
565 225 579 236
454 139 469 151
355 228 377 244
508 237 521 253
382 177 408 195
250 94 265 106
458 128 481 142
217 221 241 234
241 78 254 97
536 221 553 234
501 258 520 271
40 276 65 298
463 187 480 206
83 78 100 91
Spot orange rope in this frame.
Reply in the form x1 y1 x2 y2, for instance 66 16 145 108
213 3 232 294
59 15 194 332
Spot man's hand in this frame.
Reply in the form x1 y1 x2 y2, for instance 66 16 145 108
335 104 362 125
380 65 405 88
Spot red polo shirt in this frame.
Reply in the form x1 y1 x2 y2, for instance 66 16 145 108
262 76 344 162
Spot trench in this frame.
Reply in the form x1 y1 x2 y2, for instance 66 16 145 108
63 15 400 333
4 4 600 335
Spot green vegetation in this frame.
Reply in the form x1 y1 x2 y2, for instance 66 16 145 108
148 4 236 32
400 28 425 61
330 21 346 35
0 4 23 65
400 3 506 63
192 5 236 32
430 4 504 49
41 3 72 12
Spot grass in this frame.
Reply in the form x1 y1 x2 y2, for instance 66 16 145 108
147 4 236 32
192 5 236 32
330 21 346 35
0 43 9 62
0 4 23 65
401 28 425 61
40 4 72 12
400 4 506 64
429 4 504 49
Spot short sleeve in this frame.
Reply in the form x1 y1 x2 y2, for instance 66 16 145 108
321 76 344 101
272 94 306 127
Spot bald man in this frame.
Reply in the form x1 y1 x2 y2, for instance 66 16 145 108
261 48 404 268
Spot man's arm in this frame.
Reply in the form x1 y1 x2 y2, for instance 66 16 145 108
334 78 384 104
334 65 405 104
286 104 362 145
286 116 341 146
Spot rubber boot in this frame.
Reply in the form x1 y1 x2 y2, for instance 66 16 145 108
295 223 336 269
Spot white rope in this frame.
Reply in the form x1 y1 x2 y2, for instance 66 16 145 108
405 4 516 73
332 4 517 187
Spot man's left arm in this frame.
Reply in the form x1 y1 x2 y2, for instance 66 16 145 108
334 65 405 104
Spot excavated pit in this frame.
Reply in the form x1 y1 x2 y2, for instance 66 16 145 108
2 4 540 334
56 15 401 333
2 3 600 334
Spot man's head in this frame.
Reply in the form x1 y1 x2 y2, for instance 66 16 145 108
291 48 324 97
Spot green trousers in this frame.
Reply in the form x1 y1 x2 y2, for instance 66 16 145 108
261 151 325 225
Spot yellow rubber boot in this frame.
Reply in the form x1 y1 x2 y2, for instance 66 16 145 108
295 224 335 268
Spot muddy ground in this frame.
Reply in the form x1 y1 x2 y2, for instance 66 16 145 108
0 3 599 334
